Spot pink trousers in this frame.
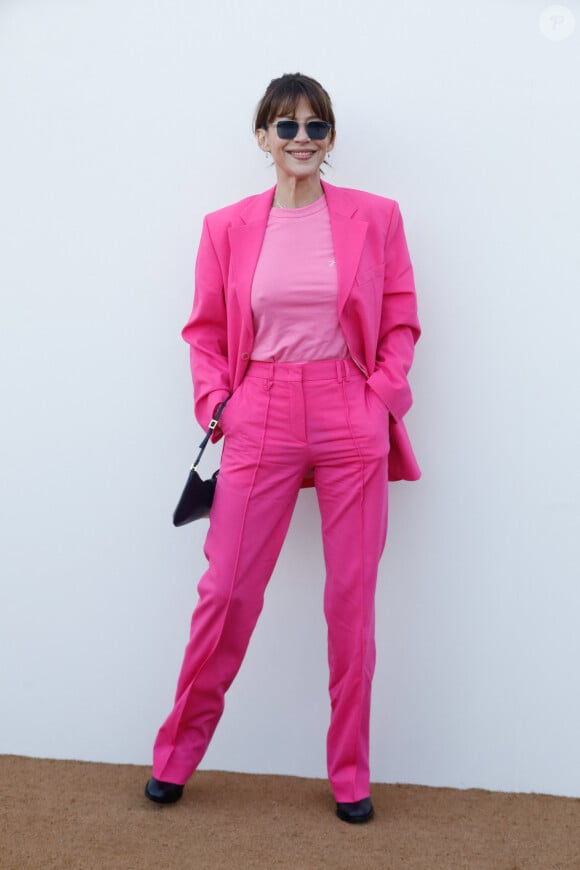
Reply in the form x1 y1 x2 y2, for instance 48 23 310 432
152 357 390 803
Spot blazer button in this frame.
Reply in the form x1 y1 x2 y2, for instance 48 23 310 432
241 352 249 360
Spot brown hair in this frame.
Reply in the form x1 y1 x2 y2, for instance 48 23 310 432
254 73 336 142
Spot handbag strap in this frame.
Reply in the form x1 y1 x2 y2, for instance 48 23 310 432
190 399 229 470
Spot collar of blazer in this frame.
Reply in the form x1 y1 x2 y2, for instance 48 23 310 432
227 180 368 321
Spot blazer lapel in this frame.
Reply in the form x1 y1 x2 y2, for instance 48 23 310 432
322 181 368 316
228 186 275 343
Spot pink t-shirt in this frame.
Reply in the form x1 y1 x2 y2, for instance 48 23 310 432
250 195 348 362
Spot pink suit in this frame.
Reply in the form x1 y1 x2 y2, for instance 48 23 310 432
152 181 420 802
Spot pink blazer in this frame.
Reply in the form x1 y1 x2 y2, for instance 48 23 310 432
182 180 421 481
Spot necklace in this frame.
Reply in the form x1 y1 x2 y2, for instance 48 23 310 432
272 191 323 209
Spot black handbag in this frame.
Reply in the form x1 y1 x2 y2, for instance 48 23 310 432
172 400 229 527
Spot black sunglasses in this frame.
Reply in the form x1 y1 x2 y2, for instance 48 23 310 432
272 120 332 140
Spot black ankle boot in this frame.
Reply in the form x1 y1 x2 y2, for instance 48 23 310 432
336 797 374 823
145 776 184 804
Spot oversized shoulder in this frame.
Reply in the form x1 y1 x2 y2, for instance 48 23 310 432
202 187 275 233
200 183 402 243
322 182 400 222
205 190 269 221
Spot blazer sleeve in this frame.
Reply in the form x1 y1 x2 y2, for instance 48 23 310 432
366 202 421 421
182 216 231 431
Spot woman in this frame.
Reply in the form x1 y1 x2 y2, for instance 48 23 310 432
145 73 421 824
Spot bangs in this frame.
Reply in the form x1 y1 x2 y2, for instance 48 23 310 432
266 82 330 124
254 73 335 132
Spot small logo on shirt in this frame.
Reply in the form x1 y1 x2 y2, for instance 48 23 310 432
328 258 336 267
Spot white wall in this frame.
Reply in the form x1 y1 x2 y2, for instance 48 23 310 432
1 0 579 798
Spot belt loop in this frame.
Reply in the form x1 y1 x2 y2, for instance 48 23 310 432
337 358 349 382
